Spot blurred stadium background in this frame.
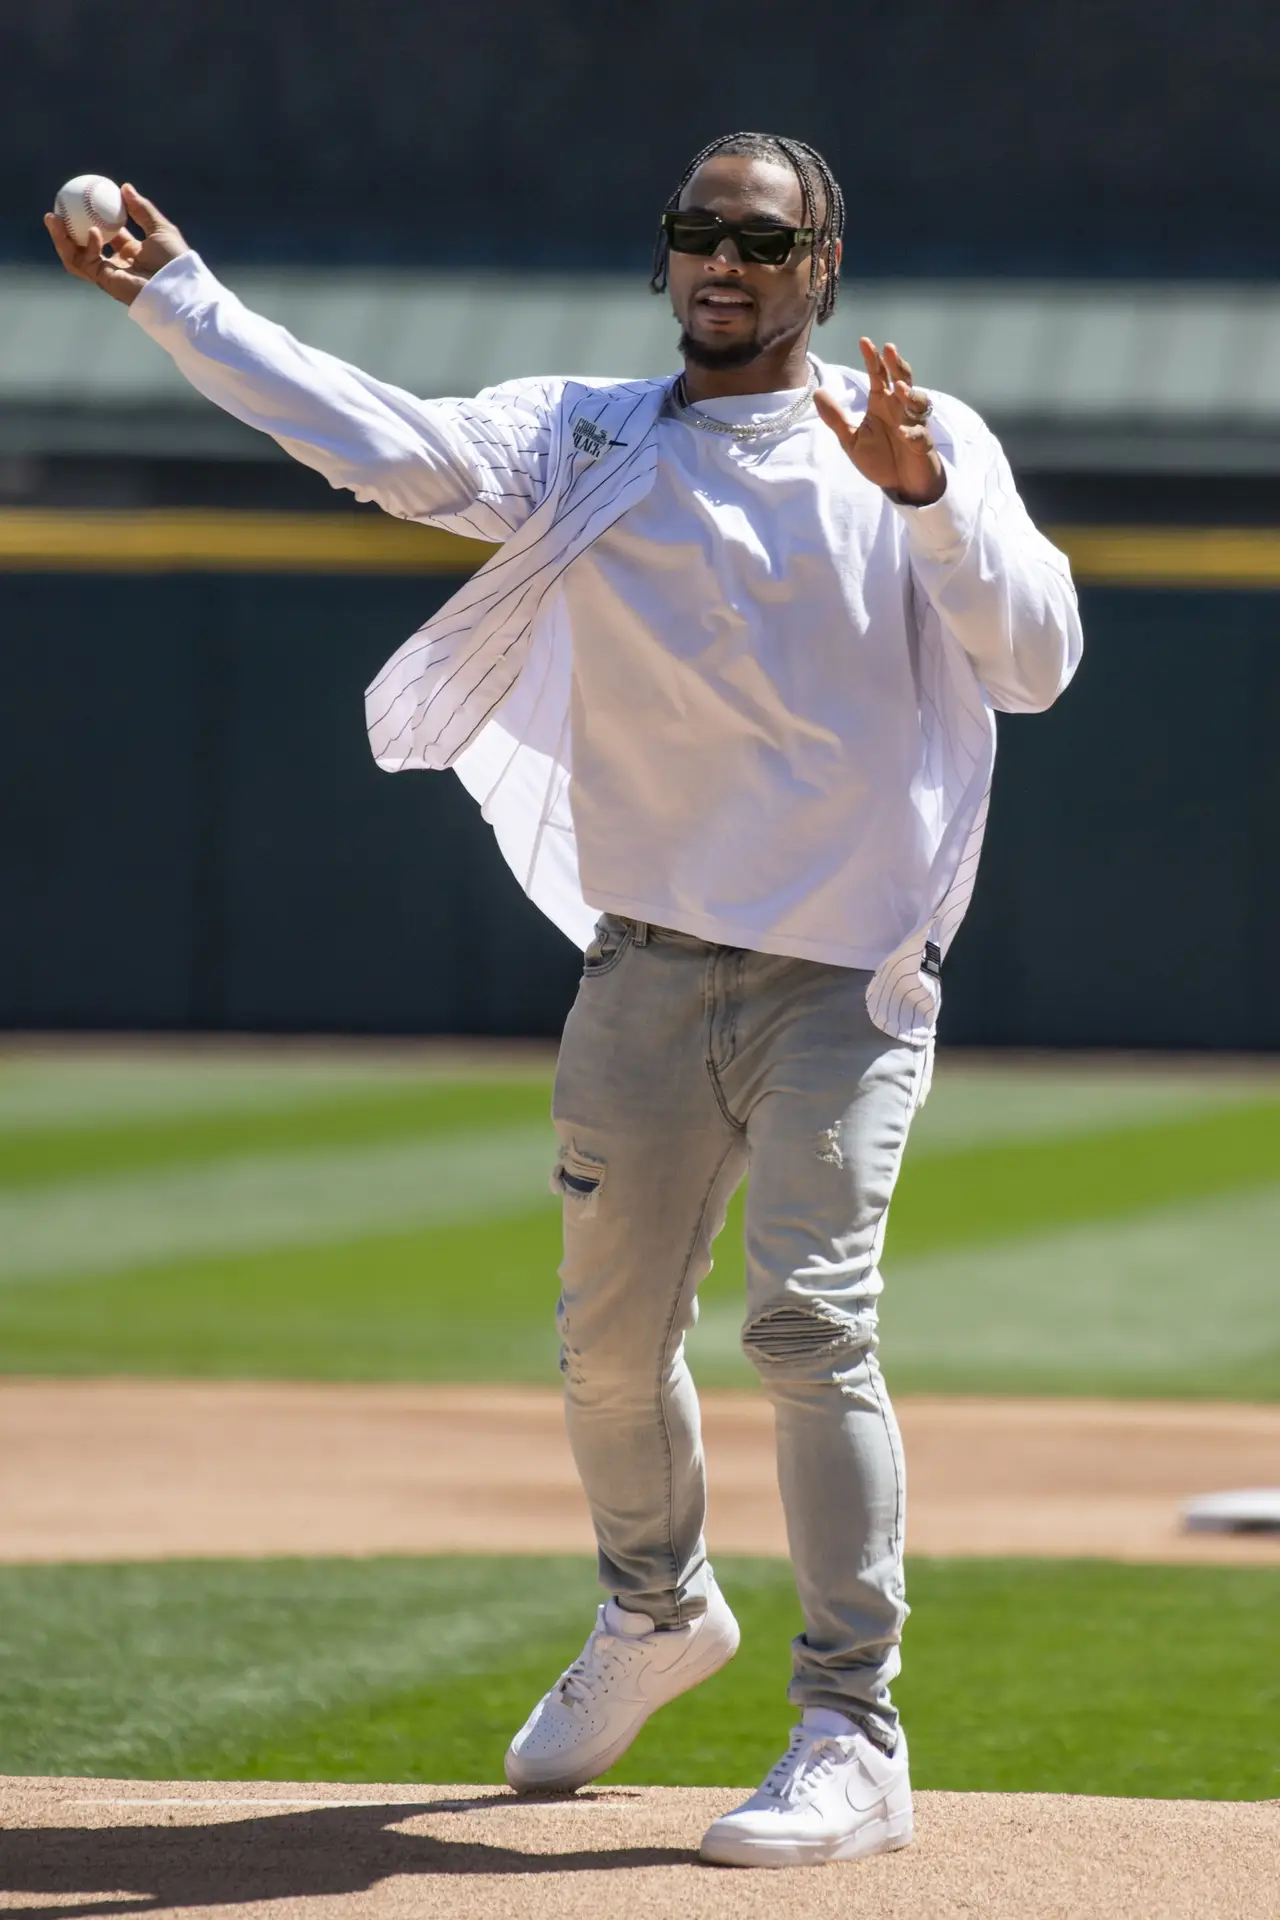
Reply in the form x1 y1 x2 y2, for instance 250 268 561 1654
0 0 1277 1839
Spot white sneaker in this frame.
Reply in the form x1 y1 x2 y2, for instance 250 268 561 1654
504 1577 740 1793
700 1711 913 1868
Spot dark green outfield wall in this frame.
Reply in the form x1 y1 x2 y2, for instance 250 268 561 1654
4 0 1279 278
1 573 1277 1048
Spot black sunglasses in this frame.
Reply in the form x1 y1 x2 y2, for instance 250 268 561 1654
661 210 814 267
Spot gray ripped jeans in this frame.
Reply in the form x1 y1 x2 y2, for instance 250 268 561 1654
551 914 929 1747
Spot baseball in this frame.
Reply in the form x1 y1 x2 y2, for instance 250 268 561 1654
54 175 126 247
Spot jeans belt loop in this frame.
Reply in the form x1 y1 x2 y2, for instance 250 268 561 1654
631 920 650 948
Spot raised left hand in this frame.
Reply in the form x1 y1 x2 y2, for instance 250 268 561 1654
815 338 945 506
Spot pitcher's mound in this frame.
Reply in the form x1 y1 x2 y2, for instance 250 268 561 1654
3 1777 1276 1919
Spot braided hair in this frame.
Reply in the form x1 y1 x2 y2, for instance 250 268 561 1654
650 131 845 323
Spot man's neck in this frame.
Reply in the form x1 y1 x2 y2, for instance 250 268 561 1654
680 339 814 403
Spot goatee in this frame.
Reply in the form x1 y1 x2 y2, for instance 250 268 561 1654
677 329 766 371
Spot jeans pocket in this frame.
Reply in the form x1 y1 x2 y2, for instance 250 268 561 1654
582 914 635 979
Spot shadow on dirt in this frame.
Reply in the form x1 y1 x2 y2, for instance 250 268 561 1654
0 1793 698 1915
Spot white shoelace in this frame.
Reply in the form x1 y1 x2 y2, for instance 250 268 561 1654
555 1632 633 1710
761 1729 854 1804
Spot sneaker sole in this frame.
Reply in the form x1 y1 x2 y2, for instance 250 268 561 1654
700 1807 914 1869
504 1609 740 1795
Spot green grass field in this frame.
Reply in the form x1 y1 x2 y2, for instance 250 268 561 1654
2 1048 1277 1794
2 1050 1277 1397
0 1554 1275 1799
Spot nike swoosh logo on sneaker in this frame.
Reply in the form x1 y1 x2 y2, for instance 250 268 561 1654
844 1773 892 1814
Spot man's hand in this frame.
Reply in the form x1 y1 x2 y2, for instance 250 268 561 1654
815 338 945 506
43 184 189 307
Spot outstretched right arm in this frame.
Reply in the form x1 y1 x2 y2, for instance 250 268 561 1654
44 186 554 540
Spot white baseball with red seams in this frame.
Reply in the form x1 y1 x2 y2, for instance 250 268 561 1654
54 175 125 247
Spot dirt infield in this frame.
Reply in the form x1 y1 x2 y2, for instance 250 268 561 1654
3 1390 1277 1915
2 1378 1278 1565
2 1776 1276 1919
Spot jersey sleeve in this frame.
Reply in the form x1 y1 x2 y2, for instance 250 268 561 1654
130 252 558 540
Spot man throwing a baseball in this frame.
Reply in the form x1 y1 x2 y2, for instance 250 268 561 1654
48 132 1080 1869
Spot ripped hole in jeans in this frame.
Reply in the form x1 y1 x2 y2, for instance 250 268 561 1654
551 1143 607 1216
742 1302 867 1366
560 1169 598 1196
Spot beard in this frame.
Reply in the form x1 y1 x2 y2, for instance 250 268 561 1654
677 301 815 372
677 327 766 371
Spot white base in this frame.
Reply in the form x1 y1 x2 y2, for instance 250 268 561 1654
1182 1487 1280 1534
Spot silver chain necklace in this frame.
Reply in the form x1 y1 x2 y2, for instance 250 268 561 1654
668 366 819 441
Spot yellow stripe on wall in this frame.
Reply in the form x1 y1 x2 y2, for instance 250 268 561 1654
2 508 1280 587
1059 526 1280 588
0 509 496 574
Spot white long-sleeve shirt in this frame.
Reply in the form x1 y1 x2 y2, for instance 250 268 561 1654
131 253 1082 1035
564 382 1074 966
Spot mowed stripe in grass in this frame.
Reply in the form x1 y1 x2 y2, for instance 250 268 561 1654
0 1125 556 1285
903 1064 1268 1156
0 1555 1275 1800
697 1096 1280 1394
887 1095 1280 1259
0 1556 600 1782
0 1057 535 1133
2 1131 1278 1391
0 1078 554 1190
881 1182 1280 1388
6 1093 1277 1287
0 1211 566 1379
0 1056 1266 1188
0 1057 1275 1395
691 1181 1280 1395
